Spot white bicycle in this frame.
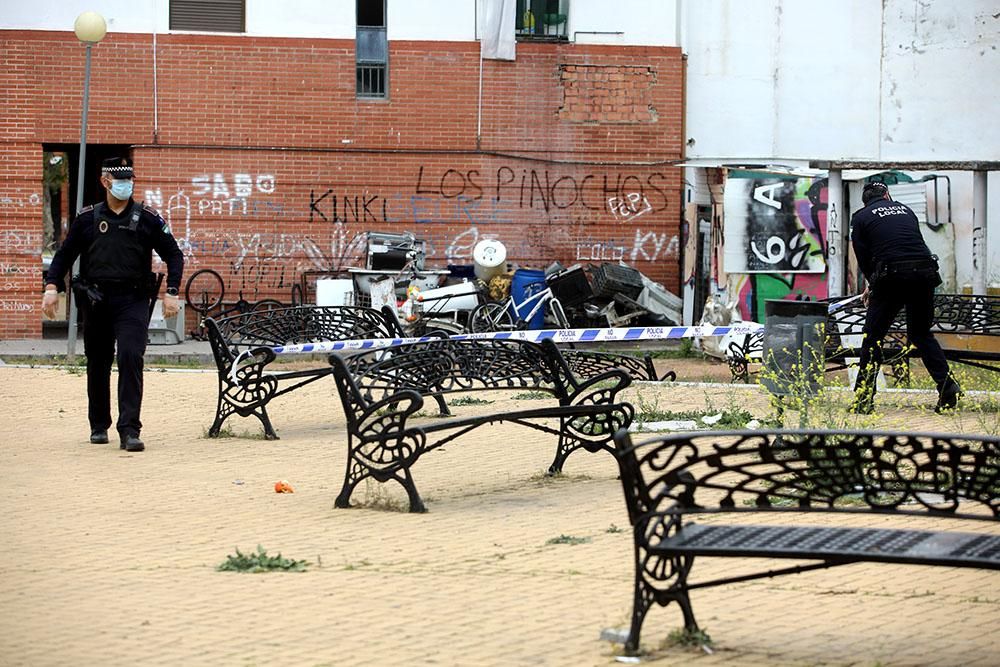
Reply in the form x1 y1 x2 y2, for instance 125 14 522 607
469 280 570 333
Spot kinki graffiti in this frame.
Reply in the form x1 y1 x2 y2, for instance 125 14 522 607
309 165 671 225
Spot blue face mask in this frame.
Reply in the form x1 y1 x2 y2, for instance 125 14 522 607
109 179 134 200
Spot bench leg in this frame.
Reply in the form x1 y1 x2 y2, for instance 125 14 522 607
548 431 614 474
433 395 451 417
548 434 580 474
626 553 699 655
208 398 234 438
335 456 428 513
399 467 427 513
256 407 279 440
213 375 280 440
335 458 368 509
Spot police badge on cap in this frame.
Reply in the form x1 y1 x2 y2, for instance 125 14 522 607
101 156 134 178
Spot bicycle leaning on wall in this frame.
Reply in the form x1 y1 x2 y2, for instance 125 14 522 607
468 271 571 333
184 268 285 340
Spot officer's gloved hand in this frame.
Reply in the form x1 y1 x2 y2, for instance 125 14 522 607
163 294 180 319
41 288 59 319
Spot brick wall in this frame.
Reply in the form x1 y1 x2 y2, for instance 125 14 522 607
0 30 684 338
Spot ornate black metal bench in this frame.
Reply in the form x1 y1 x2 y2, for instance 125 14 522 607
825 293 1000 381
727 294 1000 383
560 348 676 383
611 428 1000 653
204 305 403 439
329 337 635 512
726 330 763 384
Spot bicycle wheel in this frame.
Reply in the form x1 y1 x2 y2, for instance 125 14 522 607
184 268 225 314
469 301 515 333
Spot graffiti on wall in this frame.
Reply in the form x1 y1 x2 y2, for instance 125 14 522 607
731 272 828 322
719 173 830 321
723 173 827 273
139 161 679 300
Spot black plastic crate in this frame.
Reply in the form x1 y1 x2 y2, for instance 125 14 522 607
592 263 643 300
546 266 593 307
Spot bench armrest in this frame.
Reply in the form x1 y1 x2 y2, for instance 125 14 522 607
354 389 426 436
566 368 632 407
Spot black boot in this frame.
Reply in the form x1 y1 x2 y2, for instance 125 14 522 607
935 377 962 414
120 433 145 452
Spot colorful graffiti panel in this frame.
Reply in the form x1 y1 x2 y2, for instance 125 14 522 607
723 172 827 273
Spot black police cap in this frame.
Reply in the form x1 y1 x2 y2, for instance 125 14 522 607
861 181 888 206
101 156 134 179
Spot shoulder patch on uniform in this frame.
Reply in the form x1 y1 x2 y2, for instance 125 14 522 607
79 204 95 213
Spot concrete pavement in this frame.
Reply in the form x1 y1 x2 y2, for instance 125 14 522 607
0 362 997 666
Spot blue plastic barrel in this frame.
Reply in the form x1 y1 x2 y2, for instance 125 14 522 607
510 268 547 329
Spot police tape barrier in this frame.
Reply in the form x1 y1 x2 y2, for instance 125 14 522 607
226 323 766 384
268 323 765 356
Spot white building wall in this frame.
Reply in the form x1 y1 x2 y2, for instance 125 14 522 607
880 2 1000 162
681 0 1000 291
1 0 673 44
568 0 677 45
391 2 475 41
682 0 1000 164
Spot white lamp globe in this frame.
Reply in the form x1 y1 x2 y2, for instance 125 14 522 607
74 11 107 43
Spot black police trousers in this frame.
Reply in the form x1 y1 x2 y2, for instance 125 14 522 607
855 274 951 400
83 291 149 438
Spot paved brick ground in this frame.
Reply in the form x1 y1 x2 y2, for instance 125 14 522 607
0 367 997 666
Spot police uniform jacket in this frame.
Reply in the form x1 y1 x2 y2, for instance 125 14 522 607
46 199 184 293
850 198 933 283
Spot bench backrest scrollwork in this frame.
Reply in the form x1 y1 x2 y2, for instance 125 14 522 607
333 338 567 411
613 429 1000 525
205 305 403 368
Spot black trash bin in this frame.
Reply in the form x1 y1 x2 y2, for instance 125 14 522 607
761 299 827 398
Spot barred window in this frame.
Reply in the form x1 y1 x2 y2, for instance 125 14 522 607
357 0 387 99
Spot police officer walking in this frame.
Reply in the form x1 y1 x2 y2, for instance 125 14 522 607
42 157 184 452
850 181 960 414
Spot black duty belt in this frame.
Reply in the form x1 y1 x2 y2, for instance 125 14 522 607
94 280 144 295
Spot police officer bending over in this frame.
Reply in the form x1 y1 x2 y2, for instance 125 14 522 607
850 181 960 414
42 157 184 452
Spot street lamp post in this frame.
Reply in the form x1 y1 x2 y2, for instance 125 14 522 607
67 11 106 358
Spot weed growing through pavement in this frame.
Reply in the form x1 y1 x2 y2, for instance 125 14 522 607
664 627 714 651
448 396 494 406
633 385 771 430
359 478 406 512
545 534 591 546
343 559 372 571
940 367 1000 435
646 338 699 359
217 545 308 573
201 424 268 440
513 390 549 400
526 470 592 485
605 524 624 534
